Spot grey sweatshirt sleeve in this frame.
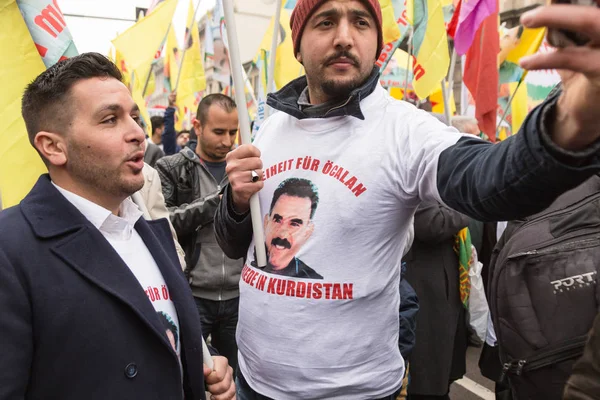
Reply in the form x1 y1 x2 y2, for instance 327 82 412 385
436 90 600 222
214 184 254 260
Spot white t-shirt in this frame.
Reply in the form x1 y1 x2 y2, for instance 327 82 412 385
237 85 469 399
53 184 181 356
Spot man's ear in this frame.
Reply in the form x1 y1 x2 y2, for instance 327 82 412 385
296 52 302 64
192 119 202 136
34 131 67 167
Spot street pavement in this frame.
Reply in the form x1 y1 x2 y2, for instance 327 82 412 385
449 345 496 400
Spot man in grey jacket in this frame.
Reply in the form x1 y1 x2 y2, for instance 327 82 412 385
156 93 242 371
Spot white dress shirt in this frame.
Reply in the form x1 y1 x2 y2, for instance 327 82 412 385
52 182 181 356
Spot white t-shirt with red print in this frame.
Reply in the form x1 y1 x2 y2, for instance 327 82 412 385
236 85 468 400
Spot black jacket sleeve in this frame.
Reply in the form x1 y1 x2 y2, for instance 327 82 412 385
214 185 253 260
437 90 600 222
155 157 220 238
399 262 419 362
163 107 178 156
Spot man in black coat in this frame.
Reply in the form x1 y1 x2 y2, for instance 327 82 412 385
403 202 471 399
0 53 235 400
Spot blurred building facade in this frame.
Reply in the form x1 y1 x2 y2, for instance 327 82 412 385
147 0 543 118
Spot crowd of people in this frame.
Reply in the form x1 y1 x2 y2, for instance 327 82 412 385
2 0 600 399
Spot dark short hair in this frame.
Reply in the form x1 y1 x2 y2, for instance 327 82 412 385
157 312 179 349
151 116 165 134
196 93 236 126
269 178 319 219
177 129 190 138
21 52 122 148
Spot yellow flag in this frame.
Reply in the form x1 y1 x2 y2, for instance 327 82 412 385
379 0 401 45
430 83 456 114
0 0 47 208
406 0 414 25
112 0 177 72
131 84 153 138
177 0 206 107
129 67 153 138
134 62 156 97
165 25 178 91
389 87 405 100
506 27 545 65
510 81 528 135
498 125 508 141
411 0 450 99
164 27 184 130
256 6 303 90
115 48 132 88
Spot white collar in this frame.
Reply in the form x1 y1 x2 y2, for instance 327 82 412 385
52 182 143 239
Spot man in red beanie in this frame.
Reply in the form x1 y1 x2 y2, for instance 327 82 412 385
214 0 600 399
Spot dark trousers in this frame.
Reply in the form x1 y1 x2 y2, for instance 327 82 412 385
236 369 401 400
194 296 239 372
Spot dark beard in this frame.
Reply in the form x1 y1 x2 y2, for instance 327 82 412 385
318 50 369 99
321 77 364 100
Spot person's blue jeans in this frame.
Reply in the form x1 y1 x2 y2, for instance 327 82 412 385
236 369 401 400
194 297 239 372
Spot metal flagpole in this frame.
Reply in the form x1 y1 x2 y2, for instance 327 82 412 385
202 336 214 398
174 0 204 92
202 338 214 367
142 20 174 97
441 79 451 124
404 27 413 98
242 64 258 108
265 0 282 118
496 79 523 133
442 46 458 125
446 47 458 106
141 64 154 97
222 0 267 268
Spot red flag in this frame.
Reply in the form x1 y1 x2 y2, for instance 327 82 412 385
463 12 499 142
447 0 462 38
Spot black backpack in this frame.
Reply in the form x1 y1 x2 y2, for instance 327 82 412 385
488 175 600 400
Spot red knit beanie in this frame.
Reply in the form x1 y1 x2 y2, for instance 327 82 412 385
290 0 383 58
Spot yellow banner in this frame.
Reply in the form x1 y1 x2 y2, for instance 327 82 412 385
506 27 545 65
410 0 450 99
112 0 177 71
379 0 402 45
510 81 528 135
256 6 303 90
177 0 206 111
0 0 47 208
165 25 178 91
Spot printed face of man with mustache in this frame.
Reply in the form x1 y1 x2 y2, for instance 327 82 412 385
264 194 315 271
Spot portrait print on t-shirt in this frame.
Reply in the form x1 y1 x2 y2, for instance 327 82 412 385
252 177 322 279
157 311 179 353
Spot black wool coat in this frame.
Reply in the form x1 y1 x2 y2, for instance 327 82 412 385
403 202 471 395
0 175 207 400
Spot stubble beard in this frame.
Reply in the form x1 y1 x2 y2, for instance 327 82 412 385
200 137 228 162
67 141 144 200
320 64 372 101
